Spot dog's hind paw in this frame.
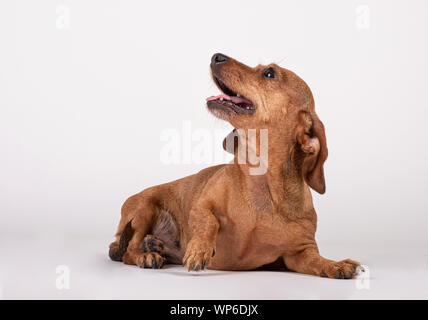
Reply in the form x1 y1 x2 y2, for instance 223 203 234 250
136 252 165 269
141 234 164 254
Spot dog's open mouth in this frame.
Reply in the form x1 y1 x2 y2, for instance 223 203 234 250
206 77 255 115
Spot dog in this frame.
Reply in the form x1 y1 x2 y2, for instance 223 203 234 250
109 53 360 279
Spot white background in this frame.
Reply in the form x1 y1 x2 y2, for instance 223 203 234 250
0 0 427 299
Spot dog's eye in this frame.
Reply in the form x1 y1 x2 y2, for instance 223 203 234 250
263 68 276 79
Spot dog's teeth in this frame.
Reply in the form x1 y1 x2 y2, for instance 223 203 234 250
237 94 241 97
220 97 223 101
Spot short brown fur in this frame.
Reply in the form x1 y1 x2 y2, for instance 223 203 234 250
109 54 360 279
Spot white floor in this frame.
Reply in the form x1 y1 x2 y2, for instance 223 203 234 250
1 231 427 300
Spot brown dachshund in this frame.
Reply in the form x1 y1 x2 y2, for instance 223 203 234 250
109 53 361 279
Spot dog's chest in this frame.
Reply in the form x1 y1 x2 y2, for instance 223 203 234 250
214 212 289 269
221 186 293 248
252 213 291 246
222 208 289 248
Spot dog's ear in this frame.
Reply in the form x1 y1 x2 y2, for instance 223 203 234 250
223 129 239 155
296 111 328 194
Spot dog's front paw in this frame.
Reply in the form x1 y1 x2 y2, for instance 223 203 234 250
320 259 360 279
183 238 216 271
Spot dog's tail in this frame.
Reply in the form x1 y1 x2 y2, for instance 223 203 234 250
109 220 134 261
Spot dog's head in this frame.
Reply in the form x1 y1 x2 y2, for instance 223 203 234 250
207 53 328 194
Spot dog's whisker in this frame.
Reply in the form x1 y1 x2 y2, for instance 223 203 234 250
276 56 287 66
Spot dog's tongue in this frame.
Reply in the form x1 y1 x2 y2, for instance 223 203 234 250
206 94 252 105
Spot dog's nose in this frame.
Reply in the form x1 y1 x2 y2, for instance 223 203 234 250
211 53 228 65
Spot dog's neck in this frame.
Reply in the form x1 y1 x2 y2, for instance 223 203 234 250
233 129 311 217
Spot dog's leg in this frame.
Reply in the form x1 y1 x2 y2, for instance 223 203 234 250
122 201 166 269
109 191 166 269
183 205 219 271
122 217 166 269
283 246 360 279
